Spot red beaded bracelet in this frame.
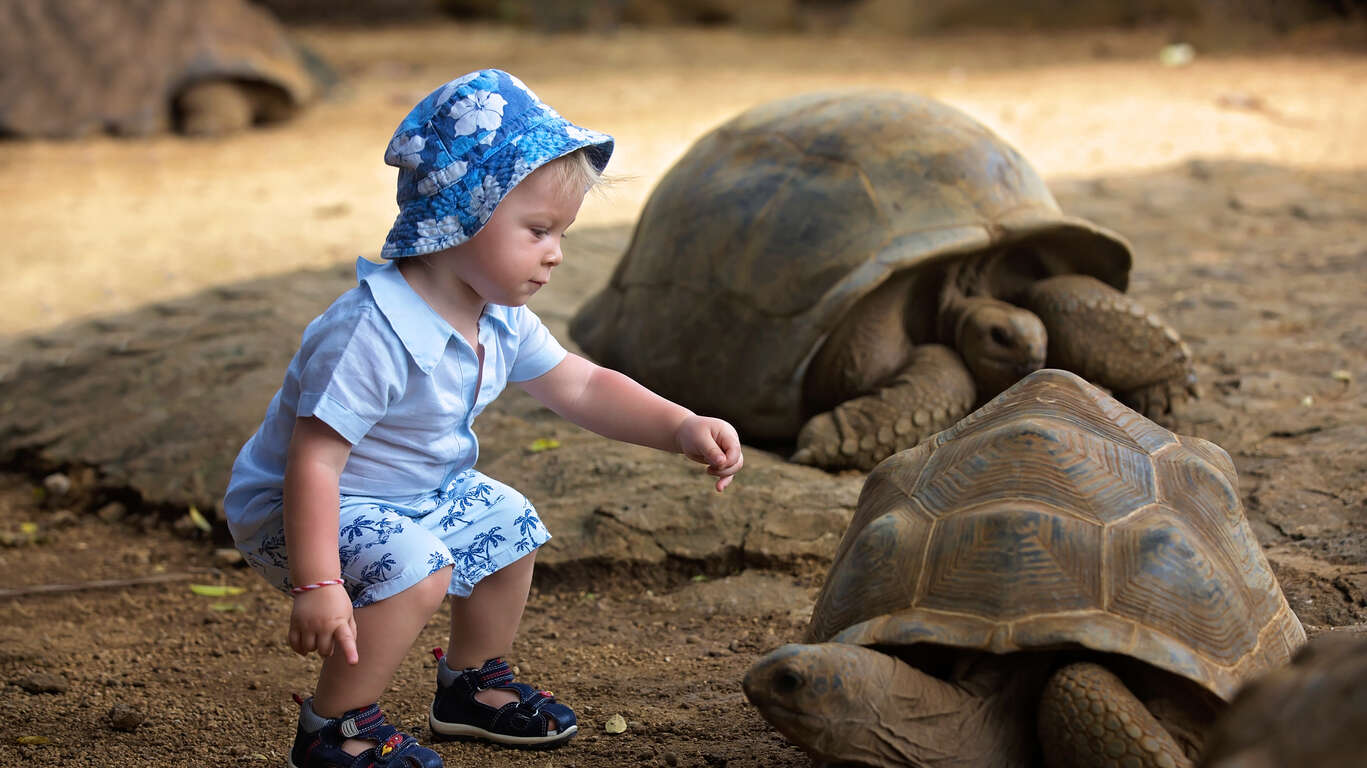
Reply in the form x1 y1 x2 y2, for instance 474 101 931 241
290 578 344 595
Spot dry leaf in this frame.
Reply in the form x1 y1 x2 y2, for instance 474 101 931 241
187 505 212 532
16 735 52 745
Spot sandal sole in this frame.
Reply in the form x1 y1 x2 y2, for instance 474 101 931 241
428 707 578 749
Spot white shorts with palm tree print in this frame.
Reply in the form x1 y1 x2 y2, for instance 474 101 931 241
237 469 549 607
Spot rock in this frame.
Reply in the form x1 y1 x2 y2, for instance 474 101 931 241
96 501 128 523
42 473 71 497
107 703 145 732
604 713 627 734
214 547 245 567
17 671 68 693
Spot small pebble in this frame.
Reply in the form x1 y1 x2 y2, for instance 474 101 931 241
17 671 68 694
42 473 71 497
214 547 245 567
96 502 128 523
604 713 627 734
107 703 145 732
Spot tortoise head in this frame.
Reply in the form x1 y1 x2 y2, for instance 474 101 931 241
954 297 1047 399
743 642 987 766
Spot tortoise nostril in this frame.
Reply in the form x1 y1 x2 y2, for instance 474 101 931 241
775 670 803 694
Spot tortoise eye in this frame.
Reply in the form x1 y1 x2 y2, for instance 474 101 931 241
774 670 803 694
990 327 1011 347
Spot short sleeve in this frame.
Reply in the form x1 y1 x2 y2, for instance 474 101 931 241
507 305 567 382
294 308 408 444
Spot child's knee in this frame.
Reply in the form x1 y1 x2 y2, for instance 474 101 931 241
415 565 453 609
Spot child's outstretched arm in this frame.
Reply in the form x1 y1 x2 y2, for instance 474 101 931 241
283 416 359 664
520 353 744 491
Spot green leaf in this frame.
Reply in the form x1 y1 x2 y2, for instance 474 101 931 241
189 584 245 597
209 602 244 612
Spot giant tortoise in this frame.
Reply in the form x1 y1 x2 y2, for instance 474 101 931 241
742 369 1304 768
0 0 324 137
570 91 1197 471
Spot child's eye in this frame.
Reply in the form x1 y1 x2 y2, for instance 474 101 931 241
530 228 549 238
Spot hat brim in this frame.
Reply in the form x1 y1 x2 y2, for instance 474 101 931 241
381 121 613 260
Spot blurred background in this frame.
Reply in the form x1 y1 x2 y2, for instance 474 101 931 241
0 0 1363 336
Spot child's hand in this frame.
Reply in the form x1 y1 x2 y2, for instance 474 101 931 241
675 415 744 492
288 584 359 665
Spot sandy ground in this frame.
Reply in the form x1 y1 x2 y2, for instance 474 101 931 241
2 19 1366 768
2 23 1365 336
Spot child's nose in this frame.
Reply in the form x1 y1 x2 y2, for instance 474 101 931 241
545 243 563 266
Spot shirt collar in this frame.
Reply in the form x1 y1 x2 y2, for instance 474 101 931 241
356 257 454 374
356 258 518 371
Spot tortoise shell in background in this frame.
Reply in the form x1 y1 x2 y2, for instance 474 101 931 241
0 0 323 137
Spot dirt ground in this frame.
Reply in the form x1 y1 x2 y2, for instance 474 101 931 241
2 19 1366 768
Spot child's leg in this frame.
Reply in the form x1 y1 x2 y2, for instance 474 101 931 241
445 551 535 709
313 566 451 754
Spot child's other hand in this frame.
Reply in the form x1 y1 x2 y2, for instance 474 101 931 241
675 415 744 492
288 584 359 665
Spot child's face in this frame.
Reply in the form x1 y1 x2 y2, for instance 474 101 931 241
447 163 586 308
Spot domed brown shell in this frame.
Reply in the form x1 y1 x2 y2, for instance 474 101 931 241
0 0 321 137
806 368 1304 701
570 91 1132 441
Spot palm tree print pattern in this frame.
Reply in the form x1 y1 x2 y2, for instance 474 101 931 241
238 469 547 605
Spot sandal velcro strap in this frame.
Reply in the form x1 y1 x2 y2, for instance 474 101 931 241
338 704 388 740
290 700 442 768
369 731 442 768
473 657 515 690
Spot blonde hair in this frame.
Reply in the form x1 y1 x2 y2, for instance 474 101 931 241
542 147 612 197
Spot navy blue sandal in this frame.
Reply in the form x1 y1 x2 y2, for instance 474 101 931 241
428 649 578 748
289 696 442 768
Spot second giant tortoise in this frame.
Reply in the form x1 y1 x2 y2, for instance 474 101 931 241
571 91 1197 471
1198 632 1367 768
742 369 1304 768
0 0 325 138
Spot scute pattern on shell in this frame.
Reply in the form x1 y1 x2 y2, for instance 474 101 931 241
806 369 1304 701
570 91 1132 442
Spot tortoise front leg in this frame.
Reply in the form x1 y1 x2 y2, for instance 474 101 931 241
791 344 975 471
1037 662 1193 768
175 80 254 136
1022 275 1198 417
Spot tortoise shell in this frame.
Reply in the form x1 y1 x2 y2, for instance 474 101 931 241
570 91 1132 441
0 0 321 137
805 368 1304 701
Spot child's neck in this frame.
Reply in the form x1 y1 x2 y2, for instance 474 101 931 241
396 258 483 349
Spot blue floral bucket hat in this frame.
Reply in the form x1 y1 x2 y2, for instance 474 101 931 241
380 69 614 259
